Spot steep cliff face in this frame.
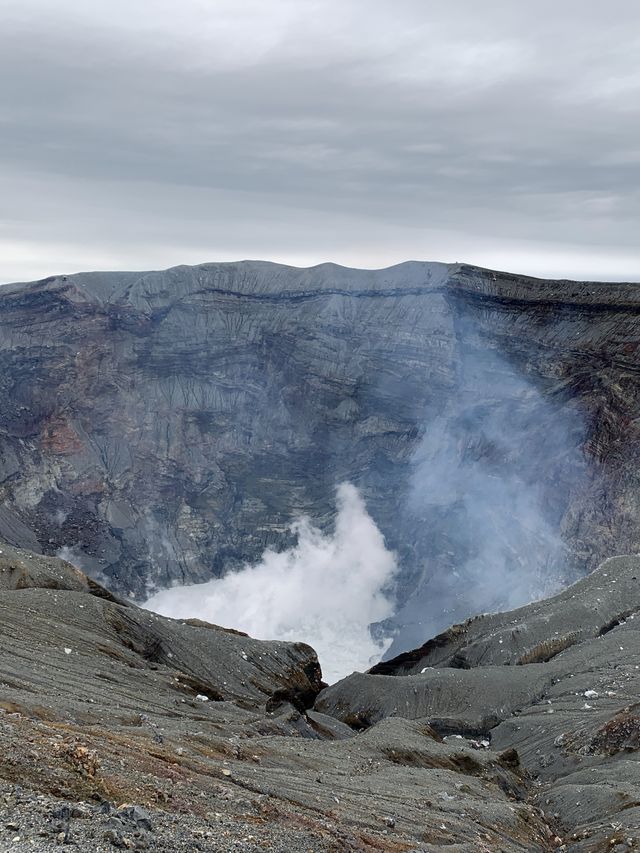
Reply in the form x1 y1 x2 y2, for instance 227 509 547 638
0 261 638 650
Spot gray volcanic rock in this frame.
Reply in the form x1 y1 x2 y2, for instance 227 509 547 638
316 555 640 849
370 555 640 674
0 548 556 850
3 547 640 849
0 541 124 603
0 261 451 602
1 260 640 651
0 547 323 716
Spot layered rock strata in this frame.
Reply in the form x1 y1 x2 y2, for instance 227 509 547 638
1 548 640 849
1 261 639 648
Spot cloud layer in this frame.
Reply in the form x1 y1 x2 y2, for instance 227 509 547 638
2 0 640 281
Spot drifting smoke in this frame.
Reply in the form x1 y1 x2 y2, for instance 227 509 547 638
386 337 587 656
56 545 84 568
144 483 397 683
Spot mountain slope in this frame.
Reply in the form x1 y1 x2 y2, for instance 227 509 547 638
0 260 639 651
1 546 639 850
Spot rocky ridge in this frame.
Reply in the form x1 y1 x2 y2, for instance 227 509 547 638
1 547 639 850
1 261 640 651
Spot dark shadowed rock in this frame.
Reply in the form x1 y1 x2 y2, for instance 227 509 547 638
1 261 640 652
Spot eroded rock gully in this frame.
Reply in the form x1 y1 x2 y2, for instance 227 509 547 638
2 260 640 848
1 547 639 850
1 261 639 651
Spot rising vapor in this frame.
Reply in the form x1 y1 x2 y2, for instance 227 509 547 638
144 483 397 683
386 333 587 656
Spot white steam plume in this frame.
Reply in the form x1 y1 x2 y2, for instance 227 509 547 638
143 482 397 683
384 335 587 658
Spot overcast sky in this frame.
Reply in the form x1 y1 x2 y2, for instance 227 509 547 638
2 0 640 283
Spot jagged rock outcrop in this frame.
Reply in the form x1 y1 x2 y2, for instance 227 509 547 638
0 261 639 650
2 547 640 850
0 542 323 716
317 555 640 849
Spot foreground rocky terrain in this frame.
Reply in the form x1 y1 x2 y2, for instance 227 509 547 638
1 544 639 851
1 261 640 650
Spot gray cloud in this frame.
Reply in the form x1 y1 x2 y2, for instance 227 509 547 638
1 0 640 282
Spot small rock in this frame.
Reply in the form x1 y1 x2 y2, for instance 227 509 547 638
53 805 71 821
104 828 125 848
117 805 152 832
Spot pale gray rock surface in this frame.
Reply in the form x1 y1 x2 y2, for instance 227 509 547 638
1 261 640 652
0 548 555 850
2 547 640 849
317 555 640 850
